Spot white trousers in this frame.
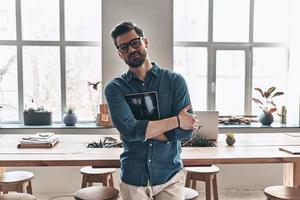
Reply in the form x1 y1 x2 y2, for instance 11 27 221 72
120 170 185 200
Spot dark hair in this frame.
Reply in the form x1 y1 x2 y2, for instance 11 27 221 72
110 22 144 47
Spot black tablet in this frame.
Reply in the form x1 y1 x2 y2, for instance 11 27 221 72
125 91 160 120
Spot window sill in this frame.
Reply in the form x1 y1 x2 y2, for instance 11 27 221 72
0 123 111 129
218 122 300 133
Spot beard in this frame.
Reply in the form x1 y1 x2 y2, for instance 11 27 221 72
125 49 147 68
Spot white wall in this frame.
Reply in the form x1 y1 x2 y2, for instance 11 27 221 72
3 0 283 195
101 0 173 102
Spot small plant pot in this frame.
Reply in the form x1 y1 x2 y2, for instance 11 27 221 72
226 137 235 146
23 111 52 126
63 113 78 126
259 112 274 126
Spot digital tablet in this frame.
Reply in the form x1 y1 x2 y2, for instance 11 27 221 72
125 91 160 120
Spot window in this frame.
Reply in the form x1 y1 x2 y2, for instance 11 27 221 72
174 0 294 121
0 0 101 123
215 50 246 115
174 47 207 111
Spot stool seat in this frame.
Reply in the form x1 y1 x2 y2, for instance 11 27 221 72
185 165 220 174
74 186 119 200
0 193 35 200
80 167 116 188
264 185 300 200
184 187 199 200
80 167 116 175
0 171 34 184
0 171 34 194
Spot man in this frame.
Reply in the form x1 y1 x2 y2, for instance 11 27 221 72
105 22 198 200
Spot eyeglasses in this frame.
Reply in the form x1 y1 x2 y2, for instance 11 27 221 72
117 37 143 54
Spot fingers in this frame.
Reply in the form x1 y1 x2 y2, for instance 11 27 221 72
193 117 199 129
193 123 198 129
183 104 192 112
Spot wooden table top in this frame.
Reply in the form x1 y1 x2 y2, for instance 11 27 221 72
1 133 300 167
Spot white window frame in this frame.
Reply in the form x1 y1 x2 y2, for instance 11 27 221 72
174 0 289 115
0 0 101 123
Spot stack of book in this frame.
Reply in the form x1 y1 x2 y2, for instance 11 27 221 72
18 132 59 148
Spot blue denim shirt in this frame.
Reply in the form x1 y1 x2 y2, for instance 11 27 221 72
104 63 193 186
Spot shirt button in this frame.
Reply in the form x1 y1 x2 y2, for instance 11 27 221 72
148 159 151 162
149 143 152 147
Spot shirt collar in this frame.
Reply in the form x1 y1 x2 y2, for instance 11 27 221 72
125 62 159 82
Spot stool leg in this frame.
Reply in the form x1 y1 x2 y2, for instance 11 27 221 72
87 182 93 187
81 175 88 188
103 176 108 186
192 179 197 190
27 181 33 194
212 175 218 200
205 177 212 200
16 184 24 193
185 173 191 187
2 185 8 194
109 174 114 187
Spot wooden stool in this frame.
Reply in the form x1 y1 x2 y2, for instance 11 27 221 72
185 165 219 200
264 185 300 200
74 186 119 200
184 187 199 200
0 193 35 200
0 171 34 194
80 167 116 188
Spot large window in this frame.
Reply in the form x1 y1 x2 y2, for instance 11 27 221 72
0 0 101 123
174 0 293 118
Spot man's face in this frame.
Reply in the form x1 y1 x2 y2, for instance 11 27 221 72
115 30 148 68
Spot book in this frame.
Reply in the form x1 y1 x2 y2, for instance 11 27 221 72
18 139 59 148
279 146 300 154
18 132 59 148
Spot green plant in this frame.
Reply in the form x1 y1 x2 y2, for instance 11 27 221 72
65 106 75 114
24 99 48 113
251 86 284 114
24 107 47 113
226 132 235 139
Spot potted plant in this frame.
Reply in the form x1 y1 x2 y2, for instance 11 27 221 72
63 107 77 126
251 86 284 125
23 106 52 125
226 132 235 146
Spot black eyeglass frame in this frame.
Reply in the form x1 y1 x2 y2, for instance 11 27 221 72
117 37 143 54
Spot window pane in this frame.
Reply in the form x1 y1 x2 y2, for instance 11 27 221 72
21 0 59 40
66 47 101 121
216 50 245 115
213 0 250 42
254 0 291 42
0 46 18 121
252 47 287 116
23 46 61 120
174 0 208 41
174 47 207 111
0 0 16 40
65 0 101 41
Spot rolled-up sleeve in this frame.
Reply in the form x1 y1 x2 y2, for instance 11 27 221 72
164 74 193 142
105 82 149 142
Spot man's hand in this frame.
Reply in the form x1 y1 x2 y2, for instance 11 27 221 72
178 104 198 130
